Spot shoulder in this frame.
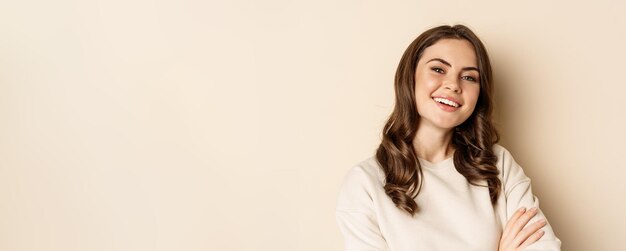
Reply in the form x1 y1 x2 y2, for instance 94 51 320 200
492 143 520 172
336 156 386 212
492 143 512 159
340 156 386 189
491 144 531 193
341 156 386 186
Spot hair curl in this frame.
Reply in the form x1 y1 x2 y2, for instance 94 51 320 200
376 24 501 216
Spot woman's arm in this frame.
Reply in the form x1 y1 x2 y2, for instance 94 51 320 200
336 209 389 251
498 146 562 250
336 166 389 251
498 206 549 250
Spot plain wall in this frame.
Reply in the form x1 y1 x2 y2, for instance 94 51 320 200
1 0 625 250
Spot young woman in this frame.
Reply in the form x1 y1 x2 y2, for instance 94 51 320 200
335 25 562 250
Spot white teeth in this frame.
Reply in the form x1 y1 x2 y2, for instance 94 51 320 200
433 97 460 108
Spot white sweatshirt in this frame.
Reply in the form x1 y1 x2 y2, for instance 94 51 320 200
336 144 561 251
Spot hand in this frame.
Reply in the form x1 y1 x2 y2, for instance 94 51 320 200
498 207 547 251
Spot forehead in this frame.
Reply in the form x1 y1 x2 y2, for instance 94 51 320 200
419 39 477 66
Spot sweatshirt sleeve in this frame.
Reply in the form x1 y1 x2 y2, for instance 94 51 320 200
335 165 389 251
499 146 562 251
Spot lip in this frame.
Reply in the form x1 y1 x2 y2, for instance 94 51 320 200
432 96 462 112
435 100 460 112
432 96 463 107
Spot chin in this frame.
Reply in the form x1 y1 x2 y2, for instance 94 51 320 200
432 122 460 131
440 117 471 129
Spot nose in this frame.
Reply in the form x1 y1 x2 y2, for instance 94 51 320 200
443 78 461 93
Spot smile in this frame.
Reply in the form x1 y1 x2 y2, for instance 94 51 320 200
433 97 460 108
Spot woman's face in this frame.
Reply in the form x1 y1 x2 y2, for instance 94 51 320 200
414 38 481 131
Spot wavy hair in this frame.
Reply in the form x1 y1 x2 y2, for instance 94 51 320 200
376 24 501 216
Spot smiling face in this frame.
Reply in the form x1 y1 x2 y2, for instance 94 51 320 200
414 38 481 131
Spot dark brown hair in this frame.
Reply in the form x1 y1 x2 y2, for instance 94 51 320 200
376 24 501 216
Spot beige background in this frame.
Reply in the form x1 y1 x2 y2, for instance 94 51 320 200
1 0 625 250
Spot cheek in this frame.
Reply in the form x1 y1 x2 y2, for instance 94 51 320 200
465 87 481 108
415 75 439 95
414 82 433 113
417 73 438 89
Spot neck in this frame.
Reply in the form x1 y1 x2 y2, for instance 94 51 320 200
412 122 455 163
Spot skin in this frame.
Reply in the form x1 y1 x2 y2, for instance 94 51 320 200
411 39 546 249
499 207 548 250
412 38 480 163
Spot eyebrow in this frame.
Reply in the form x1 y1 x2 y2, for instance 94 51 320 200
426 58 479 72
